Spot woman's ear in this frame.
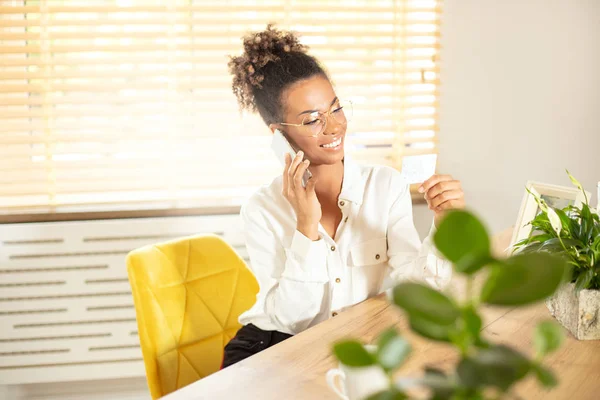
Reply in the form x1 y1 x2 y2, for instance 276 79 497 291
268 123 279 135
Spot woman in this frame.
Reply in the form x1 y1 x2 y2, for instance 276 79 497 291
222 25 465 368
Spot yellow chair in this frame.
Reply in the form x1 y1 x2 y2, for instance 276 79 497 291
126 234 258 399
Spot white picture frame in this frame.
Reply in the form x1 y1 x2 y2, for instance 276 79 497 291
511 181 591 247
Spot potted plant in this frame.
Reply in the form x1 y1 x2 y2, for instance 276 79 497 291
514 171 600 340
331 210 568 400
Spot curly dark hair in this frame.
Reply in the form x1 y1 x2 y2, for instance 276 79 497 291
228 24 329 125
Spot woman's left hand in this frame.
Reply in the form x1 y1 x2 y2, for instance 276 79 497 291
419 175 466 227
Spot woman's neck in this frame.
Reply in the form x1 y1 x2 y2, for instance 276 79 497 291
310 160 344 201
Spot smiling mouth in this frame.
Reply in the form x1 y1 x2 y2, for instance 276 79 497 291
320 137 342 149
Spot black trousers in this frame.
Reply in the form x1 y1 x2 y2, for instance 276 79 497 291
221 324 293 369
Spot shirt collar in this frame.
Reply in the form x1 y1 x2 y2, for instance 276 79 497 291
339 154 365 205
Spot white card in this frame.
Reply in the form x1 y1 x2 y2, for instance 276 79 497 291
400 154 437 184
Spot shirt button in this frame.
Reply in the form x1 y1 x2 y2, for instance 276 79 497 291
339 201 345 207
335 278 341 283
331 245 336 252
375 254 381 260
344 217 348 223
332 312 338 317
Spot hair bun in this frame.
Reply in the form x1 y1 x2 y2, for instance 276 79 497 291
228 24 308 112
242 23 307 68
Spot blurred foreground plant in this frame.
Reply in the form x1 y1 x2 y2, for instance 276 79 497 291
333 210 568 400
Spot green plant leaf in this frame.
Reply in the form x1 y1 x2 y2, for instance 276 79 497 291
580 204 594 243
477 345 532 384
451 392 485 400
593 234 600 252
450 306 484 352
571 217 583 242
566 169 588 203
409 315 455 342
539 237 581 253
555 208 572 236
393 282 460 325
458 345 532 391
592 235 600 268
433 210 491 274
575 268 595 292
530 210 550 226
377 328 397 349
530 233 555 243
376 328 411 372
424 366 446 377
533 364 558 388
533 321 564 357
474 336 492 349
456 358 484 389
332 340 375 367
481 253 568 306
515 241 544 255
529 211 556 237
514 237 531 247
366 389 408 400
566 169 583 189
564 204 580 214
421 369 455 400
462 306 483 342
456 253 495 275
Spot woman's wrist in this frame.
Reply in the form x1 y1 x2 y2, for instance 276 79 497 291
297 220 319 241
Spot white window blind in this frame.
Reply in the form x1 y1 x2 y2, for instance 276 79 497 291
0 0 441 214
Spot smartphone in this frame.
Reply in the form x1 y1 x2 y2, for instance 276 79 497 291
271 129 312 187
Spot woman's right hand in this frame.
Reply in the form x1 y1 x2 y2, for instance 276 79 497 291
283 151 321 241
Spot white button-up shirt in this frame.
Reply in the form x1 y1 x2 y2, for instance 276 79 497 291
238 156 452 335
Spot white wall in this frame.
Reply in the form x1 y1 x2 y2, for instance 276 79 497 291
426 0 600 236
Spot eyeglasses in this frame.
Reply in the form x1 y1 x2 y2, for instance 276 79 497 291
278 99 353 138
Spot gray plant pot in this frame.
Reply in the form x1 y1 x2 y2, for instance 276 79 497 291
546 283 600 340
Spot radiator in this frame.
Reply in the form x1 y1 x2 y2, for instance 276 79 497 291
0 213 246 385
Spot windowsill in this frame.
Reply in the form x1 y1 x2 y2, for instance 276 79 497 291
0 206 243 224
0 192 426 224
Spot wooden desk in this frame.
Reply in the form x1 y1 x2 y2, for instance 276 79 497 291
163 229 600 399
162 296 600 400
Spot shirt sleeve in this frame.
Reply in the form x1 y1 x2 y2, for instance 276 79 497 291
386 175 452 290
241 202 329 334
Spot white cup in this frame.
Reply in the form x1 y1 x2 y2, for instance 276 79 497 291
326 345 389 400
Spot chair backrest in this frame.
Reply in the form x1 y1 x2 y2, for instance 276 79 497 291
126 234 258 399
